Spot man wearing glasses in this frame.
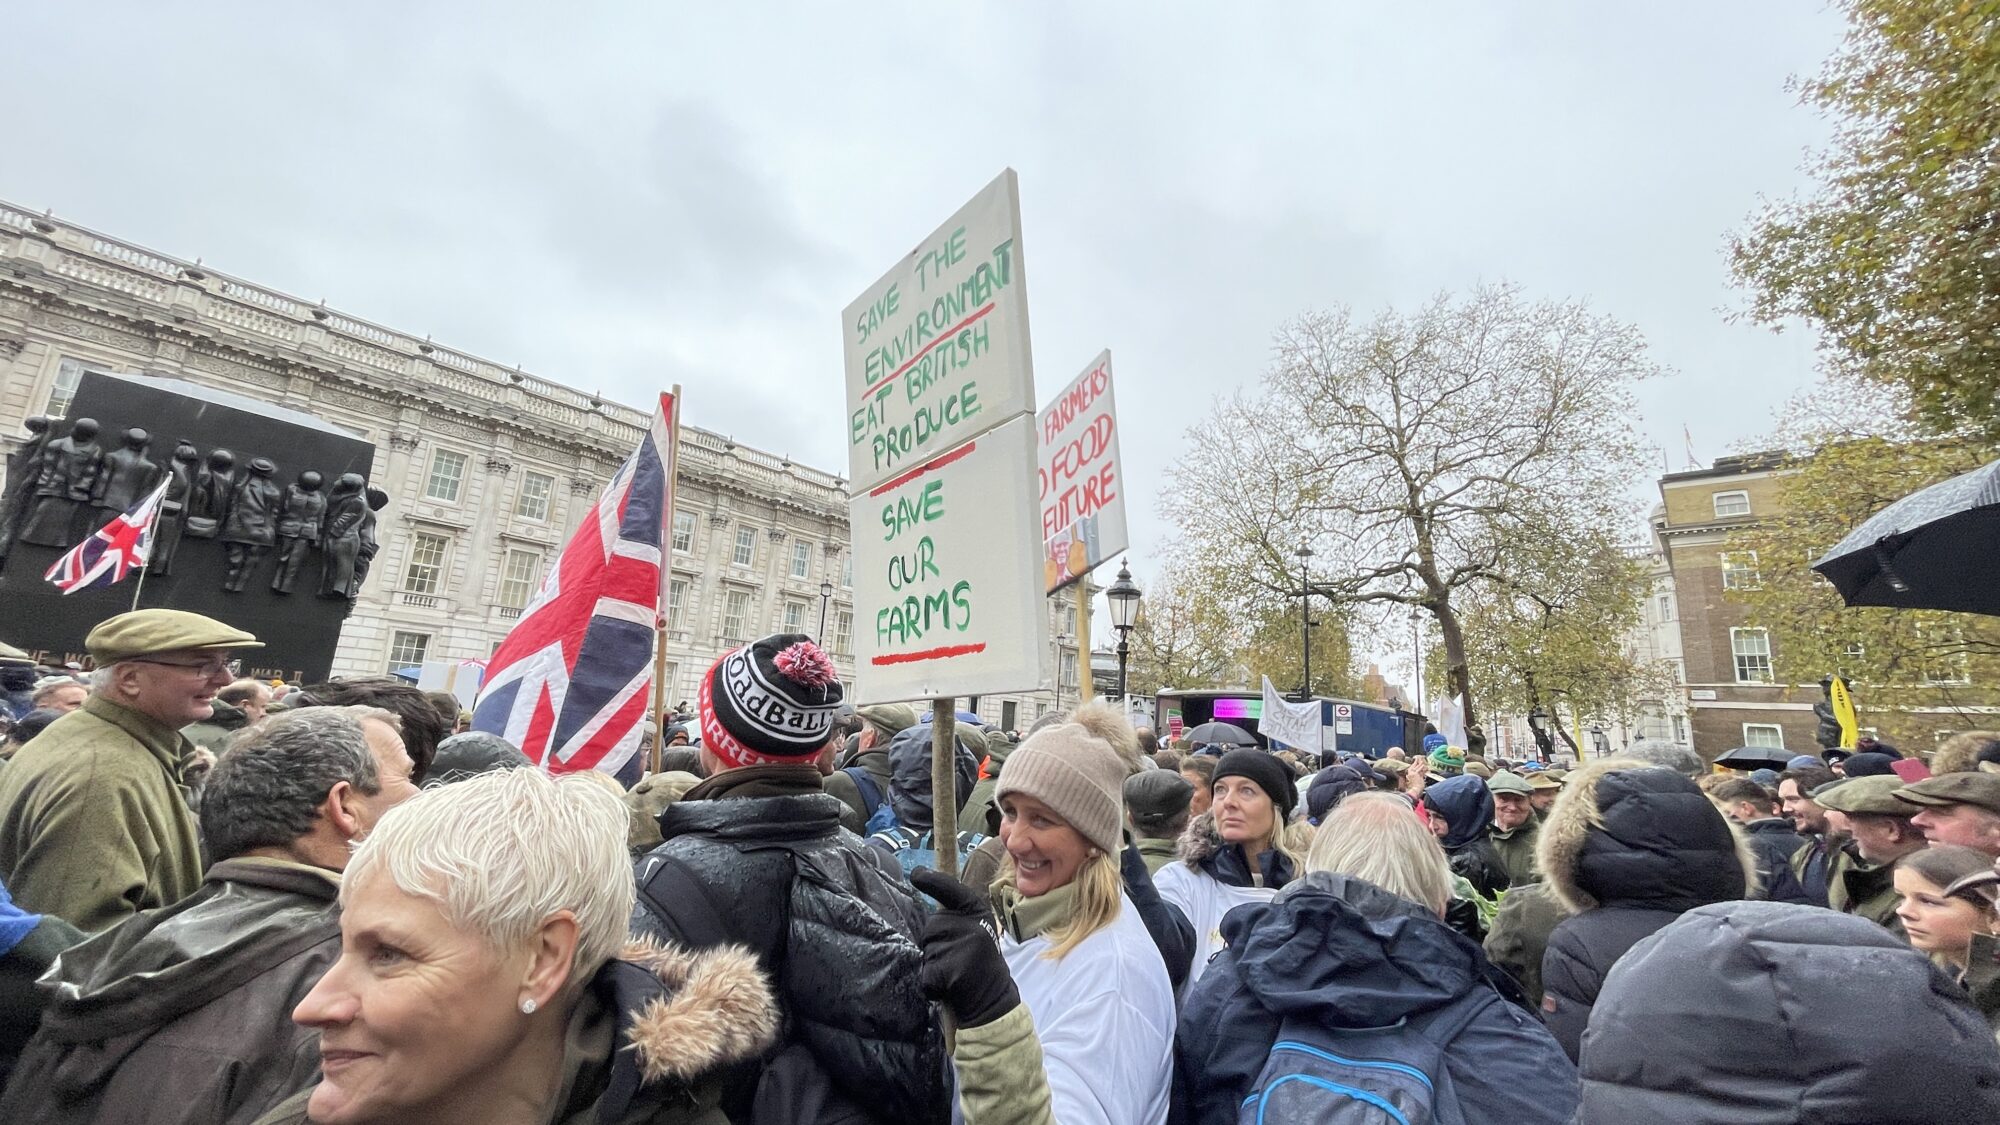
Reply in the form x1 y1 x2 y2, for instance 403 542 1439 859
0 609 260 931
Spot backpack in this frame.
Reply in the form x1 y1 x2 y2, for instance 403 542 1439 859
1239 989 1500 1125
866 825 988 882
841 766 900 836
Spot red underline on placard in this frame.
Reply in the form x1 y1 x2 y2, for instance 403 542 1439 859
867 440 978 497
862 302 997 398
872 643 987 666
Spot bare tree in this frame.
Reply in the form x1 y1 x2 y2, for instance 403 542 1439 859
1168 285 1657 728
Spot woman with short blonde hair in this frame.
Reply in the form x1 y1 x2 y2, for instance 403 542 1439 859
256 768 778 1125
1306 791 1455 916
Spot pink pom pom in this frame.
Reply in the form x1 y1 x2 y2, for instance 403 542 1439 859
773 641 837 689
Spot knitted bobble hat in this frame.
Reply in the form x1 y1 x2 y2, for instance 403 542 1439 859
700 632 845 771
996 703 1135 855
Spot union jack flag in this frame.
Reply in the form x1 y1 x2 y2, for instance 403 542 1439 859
44 478 171 595
472 392 678 782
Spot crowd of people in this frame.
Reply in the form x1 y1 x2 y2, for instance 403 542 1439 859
1 610 1998 1123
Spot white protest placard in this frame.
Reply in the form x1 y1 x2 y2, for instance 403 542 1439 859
850 414 1049 701
842 170 1035 493
1038 349 1129 593
1260 675 1324 752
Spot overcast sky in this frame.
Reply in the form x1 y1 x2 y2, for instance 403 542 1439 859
7 3 1844 683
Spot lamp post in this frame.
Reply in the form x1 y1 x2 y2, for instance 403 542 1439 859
1527 707 1552 760
1105 561 1143 705
1409 606 1423 709
1295 544 1315 701
1053 633 1075 712
817 580 834 642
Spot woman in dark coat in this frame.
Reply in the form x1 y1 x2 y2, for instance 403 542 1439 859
1423 773 1511 898
1537 758 1757 1062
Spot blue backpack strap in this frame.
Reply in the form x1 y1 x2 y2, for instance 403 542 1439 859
841 766 887 818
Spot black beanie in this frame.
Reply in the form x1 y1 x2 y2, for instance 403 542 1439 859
1212 748 1298 821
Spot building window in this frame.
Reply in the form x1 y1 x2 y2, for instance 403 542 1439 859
672 512 696 554
403 533 450 595
791 541 813 580
842 551 852 588
1743 723 1785 749
498 549 538 610
514 471 553 522
1656 594 1673 623
834 610 853 653
1720 551 1762 590
1672 715 1688 744
1731 628 1773 683
783 600 807 633
732 527 758 568
1712 490 1751 519
386 630 430 672
722 589 751 640
1920 622 1972 685
668 579 688 631
1059 650 1078 688
1001 701 1018 731
48 357 109 418
424 448 468 503
1843 641 1867 661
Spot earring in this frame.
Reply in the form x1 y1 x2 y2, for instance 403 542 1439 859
520 997 537 1015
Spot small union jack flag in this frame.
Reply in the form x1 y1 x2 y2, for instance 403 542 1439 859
472 392 678 782
44 478 171 595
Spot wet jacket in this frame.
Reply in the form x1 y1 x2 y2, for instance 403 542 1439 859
253 936 780 1125
1579 902 2000 1122
0 859 338 1124
883 723 978 832
0 880 82 1087
1737 817 1813 904
1487 819 1541 886
1175 872 1577 1125
1428 774 1511 898
0 697 204 932
1482 880 1570 1007
1830 847 1909 938
630 770 951 1125
1536 760 1755 1062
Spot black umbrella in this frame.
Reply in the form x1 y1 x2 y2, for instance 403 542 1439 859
1185 721 1257 748
1713 745 1795 771
1812 458 2000 616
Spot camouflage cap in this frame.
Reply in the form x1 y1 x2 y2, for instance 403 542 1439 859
1809 775 1913 817
85 609 262 665
1893 771 2000 817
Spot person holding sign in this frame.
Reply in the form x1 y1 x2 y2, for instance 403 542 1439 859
992 704 1174 1125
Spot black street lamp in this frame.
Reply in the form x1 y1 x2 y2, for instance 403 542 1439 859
1527 707 1553 760
1104 561 1143 704
1295 544 1315 701
817 580 834 641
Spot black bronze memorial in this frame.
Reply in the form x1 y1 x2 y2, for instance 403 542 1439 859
0 372 379 682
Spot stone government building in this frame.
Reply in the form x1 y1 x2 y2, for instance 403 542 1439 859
0 200 1079 726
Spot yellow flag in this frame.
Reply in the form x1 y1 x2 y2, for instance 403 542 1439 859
1828 676 1859 750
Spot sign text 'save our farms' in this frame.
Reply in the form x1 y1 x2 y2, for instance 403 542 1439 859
841 170 1048 701
1037 349 1128 593
842 170 1034 494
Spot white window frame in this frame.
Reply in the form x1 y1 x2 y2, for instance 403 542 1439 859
1720 550 1762 591
672 512 696 554
1671 715 1688 744
386 630 431 672
424 448 468 503
403 533 451 595
1655 594 1673 622
668 579 689 631
790 541 813 580
514 471 554 522
1920 622 1972 686
1731 627 1773 684
722 589 752 640
833 610 853 654
842 552 852 588
497 549 539 610
783 600 807 633
732 527 758 568
1712 490 1751 519
1742 723 1785 750
48 356 111 418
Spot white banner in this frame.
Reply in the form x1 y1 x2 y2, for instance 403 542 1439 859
1038 349 1129 593
1260 676 1323 753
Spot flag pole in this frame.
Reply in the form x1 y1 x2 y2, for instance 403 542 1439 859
128 562 148 612
649 386 682 776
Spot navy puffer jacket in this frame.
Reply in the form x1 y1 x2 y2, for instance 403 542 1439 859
1581 901 2000 1122
1175 871 1577 1125
1535 760 1755 1062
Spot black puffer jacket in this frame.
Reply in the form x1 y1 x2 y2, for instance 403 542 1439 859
1737 817 1813 904
1580 901 2000 1122
1535 760 1755 1063
631 788 951 1124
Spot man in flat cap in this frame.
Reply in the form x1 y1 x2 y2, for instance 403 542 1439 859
1895 771 2000 858
0 609 259 930
1816 775 1929 936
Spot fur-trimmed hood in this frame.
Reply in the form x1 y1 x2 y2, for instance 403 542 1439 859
1534 758 1759 915
578 936 779 1119
1175 811 1314 885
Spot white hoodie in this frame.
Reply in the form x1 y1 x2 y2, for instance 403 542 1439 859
1152 861 1277 991
1000 890 1175 1125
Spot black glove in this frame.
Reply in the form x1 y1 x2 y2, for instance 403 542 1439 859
909 867 1020 1029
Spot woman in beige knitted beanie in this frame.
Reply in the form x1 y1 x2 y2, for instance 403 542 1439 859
991 702 1174 1124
